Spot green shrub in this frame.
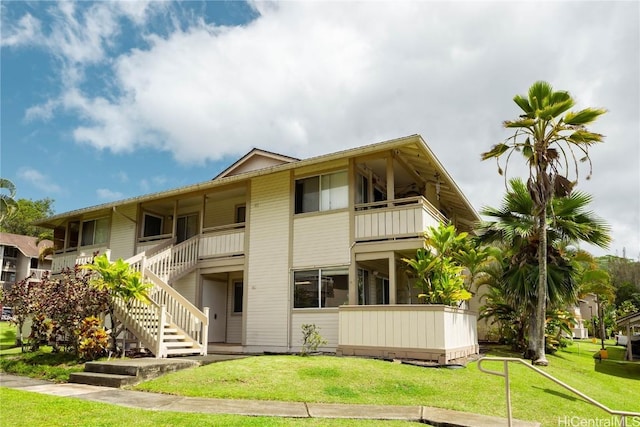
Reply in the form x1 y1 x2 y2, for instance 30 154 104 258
76 316 110 361
300 324 327 356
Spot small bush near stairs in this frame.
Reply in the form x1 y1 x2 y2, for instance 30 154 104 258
300 324 327 356
77 316 110 361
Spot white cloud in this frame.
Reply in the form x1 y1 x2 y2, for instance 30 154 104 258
8 1 640 257
17 168 62 194
0 13 42 47
96 188 124 201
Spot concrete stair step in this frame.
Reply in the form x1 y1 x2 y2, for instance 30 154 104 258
69 372 139 388
165 348 202 356
72 359 201 388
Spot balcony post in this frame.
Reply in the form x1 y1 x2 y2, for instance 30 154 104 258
388 252 397 304
386 155 395 207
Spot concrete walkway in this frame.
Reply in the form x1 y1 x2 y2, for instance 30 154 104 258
0 373 540 427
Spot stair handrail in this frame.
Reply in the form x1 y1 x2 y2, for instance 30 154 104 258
142 235 199 283
144 268 208 353
168 235 200 281
477 357 640 427
111 293 166 358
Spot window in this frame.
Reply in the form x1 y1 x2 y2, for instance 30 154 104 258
53 227 65 250
1 271 16 283
81 218 109 246
358 268 390 305
235 205 246 223
294 268 349 308
30 258 38 269
295 171 347 214
142 213 163 238
68 221 80 248
357 268 369 305
3 246 18 258
176 213 198 243
233 281 243 313
356 173 369 204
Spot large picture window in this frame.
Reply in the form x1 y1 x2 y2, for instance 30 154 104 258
295 171 347 214
294 267 349 308
81 218 109 246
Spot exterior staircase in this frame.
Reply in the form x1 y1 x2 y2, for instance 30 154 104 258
112 235 208 358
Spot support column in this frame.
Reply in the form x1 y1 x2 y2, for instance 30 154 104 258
388 252 397 304
349 246 358 305
386 155 395 207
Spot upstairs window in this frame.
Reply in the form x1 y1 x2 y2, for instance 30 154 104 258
3 246 18 258
295 171 347 214
81 218 109 246
142 213 163 238
235 205 246 223
176 213 198 243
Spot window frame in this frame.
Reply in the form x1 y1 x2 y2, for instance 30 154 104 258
293 267 349 309
141 213 164 238
294 170 348 214
80 217 109 247
176 212 199 243
235 204 246 224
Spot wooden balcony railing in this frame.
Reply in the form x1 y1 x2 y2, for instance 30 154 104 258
51 248 110 272
354 196 446 241
199 224 245 258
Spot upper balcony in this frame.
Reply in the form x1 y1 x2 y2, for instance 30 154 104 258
354 196 446 242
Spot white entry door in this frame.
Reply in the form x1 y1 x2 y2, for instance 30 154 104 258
202 279 227 343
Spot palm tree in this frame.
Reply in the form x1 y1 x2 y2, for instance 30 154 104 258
0 178 17 224
477 178 610 357
482 81 606 365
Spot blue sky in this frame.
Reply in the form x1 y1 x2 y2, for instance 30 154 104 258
1 1 639 258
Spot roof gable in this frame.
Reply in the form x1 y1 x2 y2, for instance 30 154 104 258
213 148 299 180
0 232 52 258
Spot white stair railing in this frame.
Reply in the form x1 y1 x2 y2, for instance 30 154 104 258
122 237 208 357
143 235 200 283
145 269 209 355
111 293 165 357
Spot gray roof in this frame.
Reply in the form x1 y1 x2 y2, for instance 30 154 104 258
0 232 52 258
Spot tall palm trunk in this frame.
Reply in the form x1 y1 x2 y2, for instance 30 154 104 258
534 208 549 365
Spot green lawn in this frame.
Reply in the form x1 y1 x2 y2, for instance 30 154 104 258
0 320 19 352
134 341 640 427
2 331 638 427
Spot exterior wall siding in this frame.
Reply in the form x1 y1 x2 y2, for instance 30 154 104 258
291 311 339 351
204 195 246 229
110 204 137 261
171 271 197 306
292 212 350 267
245 172 290 349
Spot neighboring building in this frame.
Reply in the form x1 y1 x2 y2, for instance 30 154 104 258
578 294 599 338
0 232 52 293
36 135 481 361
